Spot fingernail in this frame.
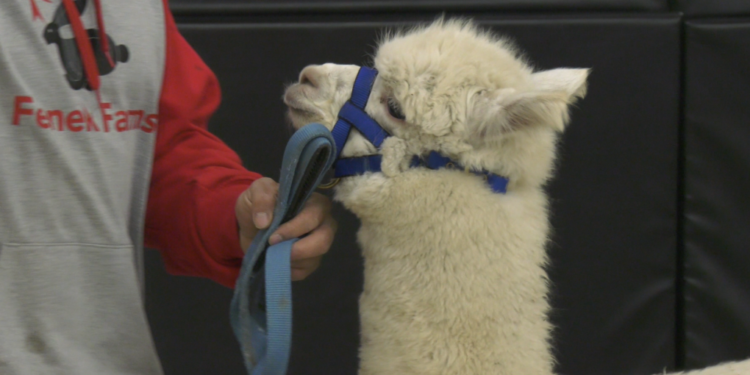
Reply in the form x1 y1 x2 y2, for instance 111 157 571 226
254 212 270 228
269 234 283 245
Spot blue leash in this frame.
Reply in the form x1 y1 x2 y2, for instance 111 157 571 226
230 123 337 375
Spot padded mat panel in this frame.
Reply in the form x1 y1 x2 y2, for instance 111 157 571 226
674 1 750 17
683 20 750 370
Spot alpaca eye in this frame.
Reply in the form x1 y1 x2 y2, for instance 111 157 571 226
387 98 406 120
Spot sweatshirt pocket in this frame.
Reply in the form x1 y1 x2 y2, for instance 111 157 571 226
0 243 163 375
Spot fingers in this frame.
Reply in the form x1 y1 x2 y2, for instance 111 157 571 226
288 209 337 281
248 178 279 229
291 258 321 281
236 181 337 281
289 216 336 261
235 177 279 251
269 193 331 245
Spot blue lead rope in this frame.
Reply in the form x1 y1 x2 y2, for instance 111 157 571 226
230 123 337 375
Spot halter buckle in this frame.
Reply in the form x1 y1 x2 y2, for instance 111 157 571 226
318 178 341 190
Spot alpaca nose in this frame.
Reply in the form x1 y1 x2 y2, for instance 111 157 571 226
299 65 324 89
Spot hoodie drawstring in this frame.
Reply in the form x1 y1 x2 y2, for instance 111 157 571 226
61 0 114 129
61 0 100 90
92 0 115 68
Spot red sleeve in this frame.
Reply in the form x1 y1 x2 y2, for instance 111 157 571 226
144 4 261 288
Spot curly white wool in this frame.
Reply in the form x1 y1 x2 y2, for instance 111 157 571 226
284 18 748 375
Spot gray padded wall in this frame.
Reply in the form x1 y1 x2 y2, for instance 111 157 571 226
674 1 750 17
683 19 750 371
145 15 681 375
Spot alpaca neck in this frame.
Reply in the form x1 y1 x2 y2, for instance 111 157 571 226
343 170 555 375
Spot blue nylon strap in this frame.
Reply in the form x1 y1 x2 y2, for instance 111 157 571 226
333 155 383 178
349 67 378 108
332 152 508 193
338 102 389 148
330 118 352 160
230 123 337 375
424 151 452 168
329 66 384 160
262 239 294 375
424 151 509 194
485 174 509 194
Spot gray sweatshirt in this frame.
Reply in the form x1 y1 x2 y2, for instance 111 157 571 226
0 0 257 373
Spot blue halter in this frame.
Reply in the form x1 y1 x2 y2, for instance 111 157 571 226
330 67 509 194
329 67 389 160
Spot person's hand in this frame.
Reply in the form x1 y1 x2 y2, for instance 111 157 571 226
235 177 336 280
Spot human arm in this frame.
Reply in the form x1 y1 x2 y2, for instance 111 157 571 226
144 4 335 287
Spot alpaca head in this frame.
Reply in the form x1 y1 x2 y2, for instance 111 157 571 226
284 19 588 190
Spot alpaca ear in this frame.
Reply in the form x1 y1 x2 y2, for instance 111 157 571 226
508 68 589 132
531 68 589 100
469 68 589 142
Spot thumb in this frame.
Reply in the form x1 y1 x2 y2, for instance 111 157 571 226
235 178 279 252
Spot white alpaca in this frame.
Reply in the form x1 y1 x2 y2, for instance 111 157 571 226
283 19 750 375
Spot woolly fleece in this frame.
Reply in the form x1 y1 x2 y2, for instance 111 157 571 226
283 18 749 375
